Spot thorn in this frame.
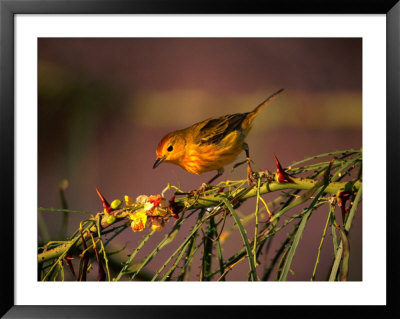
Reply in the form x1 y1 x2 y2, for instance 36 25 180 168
337 191 351 225
96 188 111 214
274 154 294 183
168 195 181 219
64 255 76 278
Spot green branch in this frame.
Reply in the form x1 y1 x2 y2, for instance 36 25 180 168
174 176 360 210
38 175 359 266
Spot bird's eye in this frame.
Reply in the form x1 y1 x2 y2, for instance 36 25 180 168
167 145 173 152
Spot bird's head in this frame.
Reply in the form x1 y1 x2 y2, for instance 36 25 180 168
153 131 186 169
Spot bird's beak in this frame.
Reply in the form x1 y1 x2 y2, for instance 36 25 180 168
153 156 166 169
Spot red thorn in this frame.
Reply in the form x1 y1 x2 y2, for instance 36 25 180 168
337 191 351 224
95 188 111 214
65 255 76 278
274 154 294 183
218 187 225 193
169 195 181 219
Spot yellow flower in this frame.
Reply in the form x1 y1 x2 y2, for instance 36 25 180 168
136 195 149 205
130 210 147 232
150 218 164 232
148 195 169 217
143 202 154 211
151 206 168 217
125 195 134 206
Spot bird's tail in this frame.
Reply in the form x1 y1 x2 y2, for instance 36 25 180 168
241 88 284 132
251 88 284 116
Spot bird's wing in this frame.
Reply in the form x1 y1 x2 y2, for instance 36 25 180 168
197 113 248 145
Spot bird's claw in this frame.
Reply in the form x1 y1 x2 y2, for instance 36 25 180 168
246 158 257 186
247 167 257 186
247 174 257 186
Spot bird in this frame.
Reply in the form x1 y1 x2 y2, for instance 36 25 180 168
153 88 284 188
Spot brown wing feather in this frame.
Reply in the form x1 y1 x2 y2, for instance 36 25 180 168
198 113 248 145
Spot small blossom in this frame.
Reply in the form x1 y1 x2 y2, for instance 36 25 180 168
144 202 154 211
143 194 170 217
130 210 147 232
125 195 134 206
136 195 149 205
148 194 162 207
152 206 168 217
151 224 162 232
150 218 164 232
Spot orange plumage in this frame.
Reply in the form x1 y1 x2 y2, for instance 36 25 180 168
153 89 284 184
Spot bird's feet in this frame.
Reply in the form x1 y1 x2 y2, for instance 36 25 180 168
246 159 257 186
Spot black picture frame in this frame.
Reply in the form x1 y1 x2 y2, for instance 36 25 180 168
1 0 399 318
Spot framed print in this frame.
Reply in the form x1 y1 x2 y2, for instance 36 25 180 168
1 0 399 317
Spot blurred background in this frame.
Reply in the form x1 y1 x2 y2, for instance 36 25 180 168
38 38 362 281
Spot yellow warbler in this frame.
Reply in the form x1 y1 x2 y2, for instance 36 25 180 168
153 88 284 185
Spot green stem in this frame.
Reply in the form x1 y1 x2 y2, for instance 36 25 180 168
160 239 192 281
96 216 111 281
344 183 362 232
262 223 299 281
311 203 332 281
152 215 205 281
58 183 69 240
177 214 203 281
253 177 261 269
201 218 216 281
39 207 93 214
278 183 329 281
41 221 94 281
175 178 360 211
329 183 362 281
114 230 155 281
38 211 51 244
222 198 258 281
278 163 331 281
289 149 360 168
129 210 200 281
